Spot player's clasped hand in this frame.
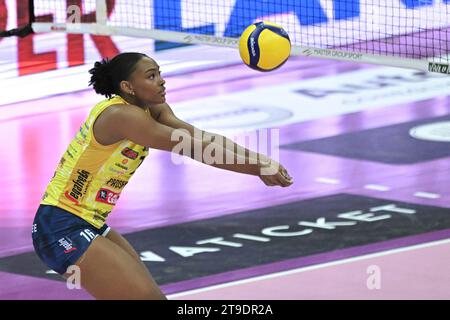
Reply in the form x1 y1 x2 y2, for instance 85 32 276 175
258 158 293 188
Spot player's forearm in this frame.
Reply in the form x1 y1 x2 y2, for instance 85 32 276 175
207 147 262 176
172 136 261 176
203 131 268 165
200 138 262 175
170 129 268 175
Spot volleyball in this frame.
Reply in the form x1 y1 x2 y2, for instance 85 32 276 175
238 21 291 72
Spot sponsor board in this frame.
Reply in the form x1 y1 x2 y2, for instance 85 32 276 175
172 67 450 131
1 1 449 105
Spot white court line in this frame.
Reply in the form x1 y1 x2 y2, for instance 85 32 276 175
364 184 390 191
414 192 441 199
315 178 340 184
45 270 58 274
167 238 450 299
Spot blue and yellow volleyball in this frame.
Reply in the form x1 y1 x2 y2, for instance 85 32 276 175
239 21 291 72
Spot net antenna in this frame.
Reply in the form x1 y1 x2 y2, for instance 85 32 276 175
11 0 450 74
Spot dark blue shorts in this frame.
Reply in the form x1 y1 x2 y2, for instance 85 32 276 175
32 205 110 275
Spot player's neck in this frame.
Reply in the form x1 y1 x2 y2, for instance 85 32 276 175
121 94 148 110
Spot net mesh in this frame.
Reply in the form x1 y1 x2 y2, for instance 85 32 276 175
31 0 450 65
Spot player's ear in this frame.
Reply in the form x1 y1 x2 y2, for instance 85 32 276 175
119 80 133 95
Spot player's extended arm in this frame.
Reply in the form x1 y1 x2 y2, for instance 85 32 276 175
155 103 267 162
106 104 289 182
154 103 293 187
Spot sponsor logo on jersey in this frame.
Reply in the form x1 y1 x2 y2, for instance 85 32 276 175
108 167 126 175
115 163 129 170
66 149 75 159
96 188 120 205
65 169 90 204
106 178 128 190
93 209 111 222
121 147 139 160
78 126 87 140
58 157 66 168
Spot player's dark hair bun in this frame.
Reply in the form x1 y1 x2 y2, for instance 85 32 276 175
88 52 149 98
89 58 115 98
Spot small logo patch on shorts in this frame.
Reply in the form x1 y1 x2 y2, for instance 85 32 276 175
58 237 77 254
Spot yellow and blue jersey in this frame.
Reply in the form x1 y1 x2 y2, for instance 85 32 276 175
41 96 149 228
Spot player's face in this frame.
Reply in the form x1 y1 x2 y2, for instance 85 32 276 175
128 57 166 106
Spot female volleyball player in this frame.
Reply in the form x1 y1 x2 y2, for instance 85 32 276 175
32 52 293 300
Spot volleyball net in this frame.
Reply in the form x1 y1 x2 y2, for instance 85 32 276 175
4 0 450 74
